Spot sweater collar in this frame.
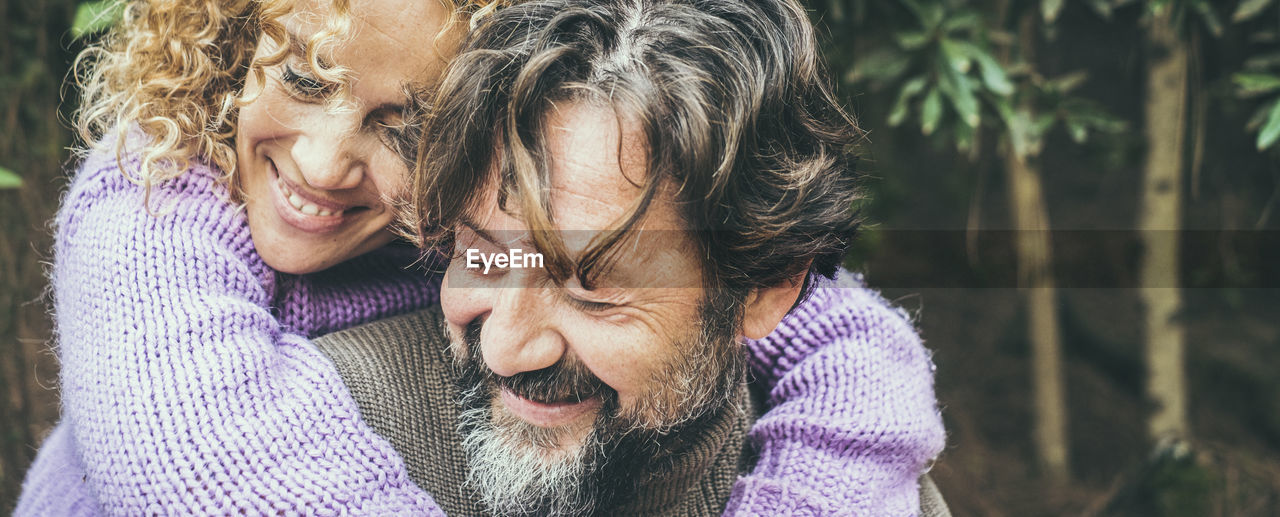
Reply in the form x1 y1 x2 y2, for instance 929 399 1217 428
600 382 754 515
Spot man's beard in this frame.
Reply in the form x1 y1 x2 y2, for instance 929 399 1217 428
450 288 748 517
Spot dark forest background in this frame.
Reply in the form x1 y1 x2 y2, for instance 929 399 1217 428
3 0 1280 514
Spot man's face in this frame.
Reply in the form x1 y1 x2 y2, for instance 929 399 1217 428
439 102 746 515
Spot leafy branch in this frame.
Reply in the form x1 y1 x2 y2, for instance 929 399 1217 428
0 167 22 189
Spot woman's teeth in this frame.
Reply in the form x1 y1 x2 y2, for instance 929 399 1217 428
278 178 343 217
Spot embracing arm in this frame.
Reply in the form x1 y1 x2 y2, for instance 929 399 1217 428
726 270 947 516
276 243 442 338
18 152 443 515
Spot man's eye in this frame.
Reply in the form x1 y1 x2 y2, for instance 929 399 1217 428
565 294 616 312
281 65 331 98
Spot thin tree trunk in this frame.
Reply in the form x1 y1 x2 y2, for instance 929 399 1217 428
1139 6 1189 447
1007 152 1070 483
1002 9 1070 483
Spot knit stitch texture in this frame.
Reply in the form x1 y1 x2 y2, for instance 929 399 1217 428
18 145 445 515
18 140 945 516
729 271 948 516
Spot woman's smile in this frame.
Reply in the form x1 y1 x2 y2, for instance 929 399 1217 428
234 0 459 274
268 158 356 233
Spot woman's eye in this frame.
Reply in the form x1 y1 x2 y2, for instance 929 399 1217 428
281 65 331 99
366 103 419 162
376 118 409 147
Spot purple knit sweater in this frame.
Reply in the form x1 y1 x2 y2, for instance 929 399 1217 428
17 143 945 515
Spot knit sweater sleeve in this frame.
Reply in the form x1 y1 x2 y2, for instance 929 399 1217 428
726 270 947 516
275 244 442 338
23 148 443 515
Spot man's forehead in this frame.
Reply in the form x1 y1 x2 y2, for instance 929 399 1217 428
469 101 674 231
460 102 701 288
542 101 655 229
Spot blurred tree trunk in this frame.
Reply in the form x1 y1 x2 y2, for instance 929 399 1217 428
0 0 76 510
1139 4 1189 447
1003 8 1069 484
1007 154 1069 483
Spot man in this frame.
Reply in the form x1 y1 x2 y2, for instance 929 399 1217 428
315 0 946 515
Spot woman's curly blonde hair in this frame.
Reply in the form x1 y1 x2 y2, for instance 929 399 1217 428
73 0 511 200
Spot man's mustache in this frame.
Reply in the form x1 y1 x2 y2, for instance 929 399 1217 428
463 320 615 405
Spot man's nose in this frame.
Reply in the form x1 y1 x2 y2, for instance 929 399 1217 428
480 287 565 378
291 116 367 191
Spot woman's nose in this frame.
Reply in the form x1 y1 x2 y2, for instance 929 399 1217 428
290 119 367 191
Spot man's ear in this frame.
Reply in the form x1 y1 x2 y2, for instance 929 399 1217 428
740 267 809 340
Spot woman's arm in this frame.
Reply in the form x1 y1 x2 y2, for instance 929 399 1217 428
726 270 947 516
275 243 441 339
16 425 101 516
18 149 443 515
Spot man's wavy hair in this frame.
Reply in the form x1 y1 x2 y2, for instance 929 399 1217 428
73 0 509 202
412 0 864 294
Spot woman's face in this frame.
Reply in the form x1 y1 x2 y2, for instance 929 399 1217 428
236 0 458 274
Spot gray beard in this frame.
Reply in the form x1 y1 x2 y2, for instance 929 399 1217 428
457 382 619 517
451 288 749 516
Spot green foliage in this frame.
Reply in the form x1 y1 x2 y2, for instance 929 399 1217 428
842 0 1278 157
0 167 22 189
1083 0 1123 19
921 87 943 135
1233 0 1275 22
1140 0 1224 36
71 0 123 39
840 0 1126 161
1233 72 1280 96
1041 0 1065 24
1252 99 1280 150
1143 448 1218 517
1232 0 1280 151
1186 0 1223 37
997 68 1126 160
1197 0 1280 152
1234 69 1280 151
843 0 1012 151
